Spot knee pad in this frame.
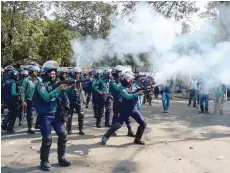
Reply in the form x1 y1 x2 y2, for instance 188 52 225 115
141 120 147 128
58 132 68 142
42 135 52 146
78 111 84 117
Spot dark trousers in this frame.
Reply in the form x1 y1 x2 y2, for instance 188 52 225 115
118 108 145 126
112 102 131 128
6 100 18 130
188 89 197 106
39 113 65 136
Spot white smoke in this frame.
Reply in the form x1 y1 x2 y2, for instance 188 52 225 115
71 2 230 88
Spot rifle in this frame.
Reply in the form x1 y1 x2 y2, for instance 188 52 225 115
134 75 146 80
56 78 90 86
131 84 156 94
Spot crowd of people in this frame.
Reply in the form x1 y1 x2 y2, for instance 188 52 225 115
1 61 158 171
1 60 228 171
188 77 227 114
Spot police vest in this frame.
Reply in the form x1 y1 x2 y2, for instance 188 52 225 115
110 80 122 104
36 81 58 114
3 80 18 102
121 87 138 110
68 88 82 103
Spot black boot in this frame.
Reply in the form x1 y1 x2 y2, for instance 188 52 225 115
101 123 121 145
7 120 16 134
40 135 52 171
127 125 135 137
27 118 35 134
78 112 85 135
134 123 147 145
96 117 102 128
58 133 72 166
66 115 72 135
1 119 8 131
105 112 111 127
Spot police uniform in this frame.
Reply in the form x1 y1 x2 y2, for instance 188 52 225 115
101 73 146 145
36 61 72 171
67 78 85 135
110 79 135 137
21 68 41 133
92 70 112 128
3 70 20 133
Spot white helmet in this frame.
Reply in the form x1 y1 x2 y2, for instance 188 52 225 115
121 72 135 82
74 67 82 73
115 65 124 73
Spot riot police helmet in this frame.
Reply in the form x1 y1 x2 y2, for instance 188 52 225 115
42 60 59 73
73 67 82 73
22 70 29 76
95 69 103 78
42 60 59 81
28 65 41 73
121 72 135 87
9 69 19 81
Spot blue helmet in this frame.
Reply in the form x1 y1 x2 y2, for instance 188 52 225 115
42 60 59 81
28 65 40 74
9 70 19 81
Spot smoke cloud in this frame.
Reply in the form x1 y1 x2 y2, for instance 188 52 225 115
71 2 230 88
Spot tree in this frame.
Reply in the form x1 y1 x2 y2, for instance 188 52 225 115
38 20 77 66
119 1 199 21
52 1 116 38
1 1 46 66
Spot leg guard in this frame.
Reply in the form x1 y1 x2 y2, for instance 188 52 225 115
134 121 147 145
57 133 72 166
105 98 112 127
78 112 85 135
96 117 102 128
102 123 122 145
66 114 73 135
40 135 52 171
127 123 135 137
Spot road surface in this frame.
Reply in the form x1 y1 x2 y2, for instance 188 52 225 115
1 98 230 173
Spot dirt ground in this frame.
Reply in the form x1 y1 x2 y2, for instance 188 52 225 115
1 98 230 173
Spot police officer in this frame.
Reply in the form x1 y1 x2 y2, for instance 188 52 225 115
67 67 86 135
21 65 41 134
102 72 147 145
36 60 73 171
85 70 95 108
18 69 29 126
58 68 68 82
92 69 110 128
142 76 154 106
3 70 20 133
110 66 136 137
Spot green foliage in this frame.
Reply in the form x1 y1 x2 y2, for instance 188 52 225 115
120 1 199 21
1 1 77 66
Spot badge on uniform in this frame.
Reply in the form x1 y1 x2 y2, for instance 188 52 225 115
48 86 53 92
40 86 46 92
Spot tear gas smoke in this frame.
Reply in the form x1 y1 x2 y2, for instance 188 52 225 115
71 2 230 89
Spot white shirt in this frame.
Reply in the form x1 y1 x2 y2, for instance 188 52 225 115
200 83 209 94
189 80 198 90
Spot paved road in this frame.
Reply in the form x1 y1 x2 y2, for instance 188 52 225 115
2 98 230 173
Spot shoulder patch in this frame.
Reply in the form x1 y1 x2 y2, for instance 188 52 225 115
40 86 46 92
